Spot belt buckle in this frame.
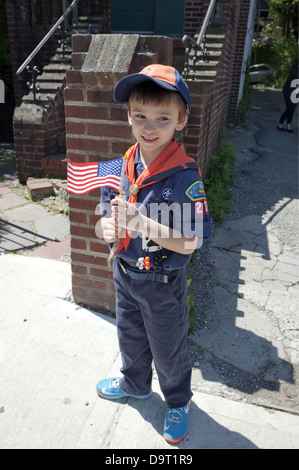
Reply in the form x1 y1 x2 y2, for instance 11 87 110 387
154 272 168 284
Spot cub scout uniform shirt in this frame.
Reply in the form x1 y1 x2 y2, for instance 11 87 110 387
99 142 212 271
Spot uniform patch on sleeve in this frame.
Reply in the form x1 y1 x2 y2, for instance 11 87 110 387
195 200 203 215
195 198 209 215
185 181 205 201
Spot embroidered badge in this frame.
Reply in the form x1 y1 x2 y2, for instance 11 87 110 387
185 181 205 201
195 198 209 215
203 198 209 214
161 187 173 200
195 201 203 215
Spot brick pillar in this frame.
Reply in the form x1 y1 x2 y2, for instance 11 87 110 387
66 34 173 312
13 87 66 184
182 80 214 178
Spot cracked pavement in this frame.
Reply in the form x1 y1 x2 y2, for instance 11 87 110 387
188 88 299 414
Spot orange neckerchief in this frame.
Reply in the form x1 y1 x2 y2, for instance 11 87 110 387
115 139 199 255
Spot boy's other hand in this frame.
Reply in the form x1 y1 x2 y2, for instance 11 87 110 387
111 197 139 231
101 216 121 243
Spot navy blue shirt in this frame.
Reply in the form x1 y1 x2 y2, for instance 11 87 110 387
99 146 212 270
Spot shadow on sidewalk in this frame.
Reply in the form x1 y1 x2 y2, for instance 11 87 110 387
124 393 258 449
0 219 53 253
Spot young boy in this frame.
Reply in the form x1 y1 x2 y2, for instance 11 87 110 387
96 64 212 444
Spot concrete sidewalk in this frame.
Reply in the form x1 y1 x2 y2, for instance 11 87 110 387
0 165 70 260
0 254 299 449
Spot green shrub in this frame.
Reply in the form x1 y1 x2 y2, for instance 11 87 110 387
204 143 236 223
251 35 298 88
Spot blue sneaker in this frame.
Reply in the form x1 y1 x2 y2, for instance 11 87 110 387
96 377 152 400
163 400 191 444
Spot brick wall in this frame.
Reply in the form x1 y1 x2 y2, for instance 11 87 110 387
5 0 35 105
184 1 204 36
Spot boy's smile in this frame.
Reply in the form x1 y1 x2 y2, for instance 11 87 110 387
128 100 188 167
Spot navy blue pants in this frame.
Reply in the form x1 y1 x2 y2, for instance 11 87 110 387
113 258 193 409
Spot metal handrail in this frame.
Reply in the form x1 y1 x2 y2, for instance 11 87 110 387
182 0 218 50
182 0 218 78
17 0 79 77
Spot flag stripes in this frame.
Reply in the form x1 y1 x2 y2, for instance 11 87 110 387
67 159 123 194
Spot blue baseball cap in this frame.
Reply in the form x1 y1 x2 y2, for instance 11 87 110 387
113 64 191 114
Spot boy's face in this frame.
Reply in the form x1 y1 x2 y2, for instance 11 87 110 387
128 97 188 164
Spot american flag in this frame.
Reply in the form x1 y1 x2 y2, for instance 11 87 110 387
67 158 123 194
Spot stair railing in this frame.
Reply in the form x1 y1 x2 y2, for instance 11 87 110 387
16 0 80 101
182 0 218 79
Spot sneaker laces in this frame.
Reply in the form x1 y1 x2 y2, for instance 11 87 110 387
168 408 183 425
168 403 189 425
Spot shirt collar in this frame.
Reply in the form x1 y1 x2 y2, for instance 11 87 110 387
134 145 145 176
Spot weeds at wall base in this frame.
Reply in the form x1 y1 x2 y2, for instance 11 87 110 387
204 142 236 224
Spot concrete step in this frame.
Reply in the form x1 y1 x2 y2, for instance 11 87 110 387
22 91 58 104
183 70 217 81
73 15 105 26
50 53 72 64
174 51 221 75
36 72 66 83
195 70 217 79
77 15 105 22
180 23 226 82
55 47 72 58
43 63 72 73
26 177 55 199
187 59 219 69
32 81 65 94
28 62 71 98
72 16 105 35
20 24 73 105
26 175 68 200
204 33 226 43
194 50 222 61
205 42 223 50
